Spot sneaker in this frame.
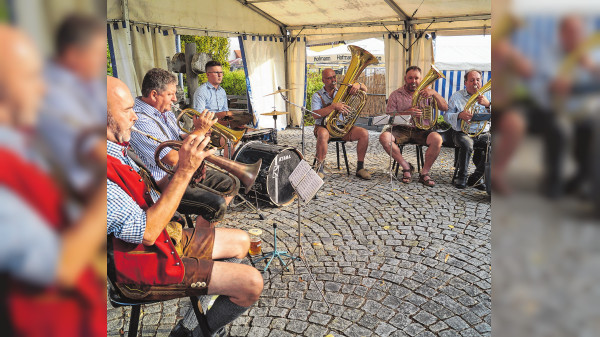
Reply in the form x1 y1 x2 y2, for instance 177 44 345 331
356 168 371 180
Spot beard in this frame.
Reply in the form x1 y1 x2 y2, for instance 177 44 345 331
107 113 130 143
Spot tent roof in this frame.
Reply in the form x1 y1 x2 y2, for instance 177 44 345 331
108 0 490 41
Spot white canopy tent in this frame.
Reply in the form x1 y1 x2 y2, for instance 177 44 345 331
106 0 491 129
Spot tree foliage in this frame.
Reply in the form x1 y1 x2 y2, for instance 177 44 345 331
107 43 113 76
304 71 325 125
221 69 247 96
180 35 230 84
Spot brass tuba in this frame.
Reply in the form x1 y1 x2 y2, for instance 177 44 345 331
461 80 492 137
324 45 379 138
412 65 446 130
176 108 246 149
131 127 261 195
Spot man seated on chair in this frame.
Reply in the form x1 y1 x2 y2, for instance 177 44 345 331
107 76 263 336
193 60 234 157
312 68 371 180
129 68 238 228
444 69 491 190
379 66 448 187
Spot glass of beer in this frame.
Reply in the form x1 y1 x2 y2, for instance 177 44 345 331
248 228 262 256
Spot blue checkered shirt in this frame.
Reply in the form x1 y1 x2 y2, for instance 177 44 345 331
192 82 228 112
107 141 147 244
130 97 182 181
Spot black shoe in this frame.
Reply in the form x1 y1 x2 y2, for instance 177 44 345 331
467 171 484 187
454 176 467 189
170 321 193 337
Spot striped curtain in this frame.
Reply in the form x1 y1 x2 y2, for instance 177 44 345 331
434 70 491 108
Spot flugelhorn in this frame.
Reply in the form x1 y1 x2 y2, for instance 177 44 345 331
461 80 492 137
176 108 246 149
131 127 261 195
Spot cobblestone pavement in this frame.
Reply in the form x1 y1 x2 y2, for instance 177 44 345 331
108 127 491 337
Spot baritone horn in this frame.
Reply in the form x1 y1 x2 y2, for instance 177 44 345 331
412 65 445 130
131 127 261 195
461 80 492 137
176 108 246 148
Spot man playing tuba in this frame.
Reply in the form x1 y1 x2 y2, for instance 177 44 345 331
444 69 491 189
312 68 371 180
380 66 448 187
129 68 239 228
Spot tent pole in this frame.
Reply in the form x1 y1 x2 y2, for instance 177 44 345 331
283 29 290 127
185 42 199 101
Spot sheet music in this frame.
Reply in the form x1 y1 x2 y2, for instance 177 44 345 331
289 160 324 203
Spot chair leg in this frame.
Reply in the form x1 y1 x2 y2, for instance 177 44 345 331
336 142 341 170
128 305 141 337
452 147 460 184
341 143 350 176
416 145 423 173
190 296 212 337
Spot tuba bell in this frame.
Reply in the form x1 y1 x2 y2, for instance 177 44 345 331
324 45 379 138
461 80 492 137
412 65 446 130
176 108 246 149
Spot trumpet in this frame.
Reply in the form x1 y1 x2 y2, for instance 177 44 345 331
176 108 246 149
131 127 261 195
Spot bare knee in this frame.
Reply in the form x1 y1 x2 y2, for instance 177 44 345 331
245 268 264 304
233 230 250 259
427 133 443 148
379 132 392 146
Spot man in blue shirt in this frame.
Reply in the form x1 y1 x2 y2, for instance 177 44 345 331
130 68 238 228
445 70 491 189
311 68 371 180
193 61 234 157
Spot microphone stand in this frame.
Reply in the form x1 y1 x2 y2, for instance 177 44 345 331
279 93 321 158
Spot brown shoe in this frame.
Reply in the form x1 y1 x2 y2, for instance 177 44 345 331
356 168 371 180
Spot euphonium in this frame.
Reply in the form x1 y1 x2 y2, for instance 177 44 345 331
412 65 445 130
324 45 379 138
461 80 492 137
131 127 261 195
176 108 246 148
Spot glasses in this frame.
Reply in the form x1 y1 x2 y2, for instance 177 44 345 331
207 71 224 75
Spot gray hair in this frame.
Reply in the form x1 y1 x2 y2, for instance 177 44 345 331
464 69 482 83
141 68 177 97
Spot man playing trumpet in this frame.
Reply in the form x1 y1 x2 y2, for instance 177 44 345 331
445 70 491 189
129 68 238 227
380 66 448 186
312 68 371 180
107 76 263 336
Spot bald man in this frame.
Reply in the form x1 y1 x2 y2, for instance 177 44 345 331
311 68 371 180
0 25 106 336
106 76 263 336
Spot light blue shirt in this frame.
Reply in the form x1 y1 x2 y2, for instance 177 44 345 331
106 141 148 244
311 86 338 125
0 126 60 286
445 88 492 133
37 61 106 192
193 82 228 112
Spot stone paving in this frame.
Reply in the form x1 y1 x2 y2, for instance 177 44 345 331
107 127 491 337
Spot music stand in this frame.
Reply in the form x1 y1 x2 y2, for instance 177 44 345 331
287 160 331 309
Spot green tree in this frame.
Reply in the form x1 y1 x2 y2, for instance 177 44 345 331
221 69 247 96
180 35 230 85
107 43 113 76
304 71 325 125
